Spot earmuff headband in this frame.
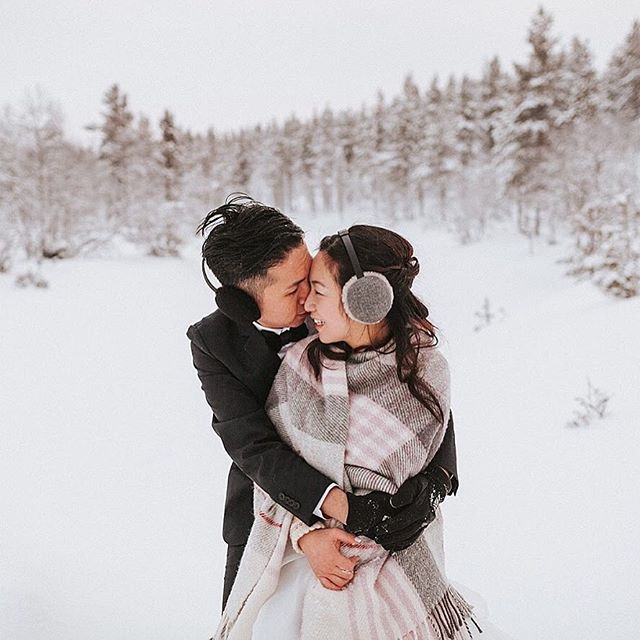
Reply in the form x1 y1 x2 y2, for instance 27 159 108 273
338 229 364 279
337 228 394 325
201 258 219 292
201 257 261 324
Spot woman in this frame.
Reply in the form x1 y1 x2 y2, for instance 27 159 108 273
215 225 501 640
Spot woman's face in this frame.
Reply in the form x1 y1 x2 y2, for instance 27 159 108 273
304 251 352 344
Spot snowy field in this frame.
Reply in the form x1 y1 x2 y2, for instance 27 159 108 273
1 214 639 640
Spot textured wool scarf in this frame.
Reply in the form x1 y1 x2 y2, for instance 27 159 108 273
215 336 479 640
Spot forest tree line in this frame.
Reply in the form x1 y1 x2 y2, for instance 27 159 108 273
1 8 639 296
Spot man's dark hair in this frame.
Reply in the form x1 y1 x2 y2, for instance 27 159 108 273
196 195 304 293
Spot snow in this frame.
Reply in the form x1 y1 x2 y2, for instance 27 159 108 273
1 216 639 640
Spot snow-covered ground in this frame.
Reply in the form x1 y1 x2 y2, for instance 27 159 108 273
1 215 638 640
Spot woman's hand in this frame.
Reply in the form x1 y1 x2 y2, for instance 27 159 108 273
298 528 361 591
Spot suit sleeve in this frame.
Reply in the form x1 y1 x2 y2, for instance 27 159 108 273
426 411 459 495
188 325 333 526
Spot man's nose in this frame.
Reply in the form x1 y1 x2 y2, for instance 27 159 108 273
298 280 310 302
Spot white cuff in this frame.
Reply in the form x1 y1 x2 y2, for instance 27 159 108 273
313 482 338 518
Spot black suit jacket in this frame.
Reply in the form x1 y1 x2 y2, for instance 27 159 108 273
187 310 458 547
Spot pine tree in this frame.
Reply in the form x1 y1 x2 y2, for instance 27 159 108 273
159 109 182 201
455 75 482 169
313 108 337 211
299 120 317 212
98 84 135 220
335 109 359 215
479 56 510 155
369 91 393 215
230 129 253 192
566 193 640 298
563 37 599 122
386 74 426 217
277 115 303 211
605 20 640 119
506 7 568 236
424 76 454 220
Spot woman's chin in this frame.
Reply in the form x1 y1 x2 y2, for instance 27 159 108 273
317 330 346 344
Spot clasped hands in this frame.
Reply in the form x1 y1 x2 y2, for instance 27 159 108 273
299 467 452 590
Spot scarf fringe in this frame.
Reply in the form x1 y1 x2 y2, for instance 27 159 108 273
422 586 482 640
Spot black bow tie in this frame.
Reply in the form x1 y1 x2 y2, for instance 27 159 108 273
260 322 309 351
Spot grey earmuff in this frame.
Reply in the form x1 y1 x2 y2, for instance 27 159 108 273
338 229 394 324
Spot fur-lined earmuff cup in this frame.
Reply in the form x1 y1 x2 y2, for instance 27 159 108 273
341 271 394 324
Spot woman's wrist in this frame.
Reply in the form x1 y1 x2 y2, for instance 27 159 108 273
292 520 326 554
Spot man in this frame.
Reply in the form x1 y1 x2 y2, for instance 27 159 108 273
187 196 458 610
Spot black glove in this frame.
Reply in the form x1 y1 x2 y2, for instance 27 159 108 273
371 466 453 552
345 490 396 538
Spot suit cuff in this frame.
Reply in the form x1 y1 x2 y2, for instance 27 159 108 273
313 482 338 518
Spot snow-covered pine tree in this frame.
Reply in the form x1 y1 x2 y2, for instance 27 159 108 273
455 75 482 170
386 74 426 218
312 107 337 212
548 37 603 235
125 114 183 257
451 74 488 241
335 109 359 216
368 91 395 217
479 56 510 156
563 37 599 123
159 109 182 202
0 105 20 270
566 193 640 298
229 128 253 194
98 84 135 222
278 115 303 211
474 57 514 232
424 76 455 222
604 20 640 120
298 120 317 213
505 8 569 240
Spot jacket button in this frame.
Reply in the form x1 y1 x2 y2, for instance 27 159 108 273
278 493 285 501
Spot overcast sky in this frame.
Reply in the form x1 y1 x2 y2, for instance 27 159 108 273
2 1 639 143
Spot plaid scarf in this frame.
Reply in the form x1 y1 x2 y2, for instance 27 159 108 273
215 336 478 640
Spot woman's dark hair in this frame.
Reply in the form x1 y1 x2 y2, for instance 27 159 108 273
307 224 444 423
196 194 304 290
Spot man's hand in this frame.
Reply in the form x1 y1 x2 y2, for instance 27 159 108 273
298 528 361 591
371 467 453 552
345 491 397 538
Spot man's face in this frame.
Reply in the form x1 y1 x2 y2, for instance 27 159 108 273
256 243 312 328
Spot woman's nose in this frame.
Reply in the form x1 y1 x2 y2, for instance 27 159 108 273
304 292 314 312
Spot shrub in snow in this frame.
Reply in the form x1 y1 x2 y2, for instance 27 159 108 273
147 220 183 257
14 269 48 289
123 201 185 258
473 297 506 332
566 379 611 428
565 193 640 298
0 236 13 273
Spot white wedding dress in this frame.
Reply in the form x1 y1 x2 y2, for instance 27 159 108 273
251 540 514 640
